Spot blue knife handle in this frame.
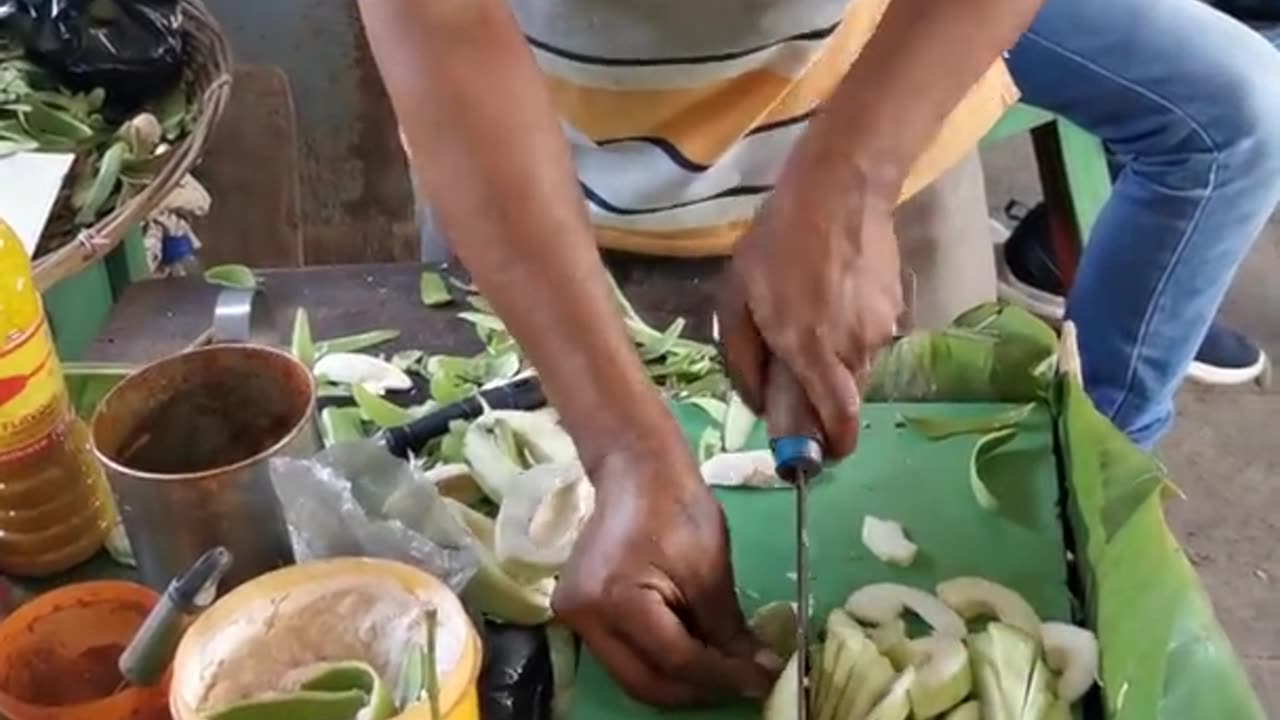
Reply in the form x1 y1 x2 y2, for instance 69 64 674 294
765 360 825 482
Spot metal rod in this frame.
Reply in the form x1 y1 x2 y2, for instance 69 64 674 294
796 470 810 720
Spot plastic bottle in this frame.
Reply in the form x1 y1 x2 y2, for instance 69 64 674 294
0 217 112 576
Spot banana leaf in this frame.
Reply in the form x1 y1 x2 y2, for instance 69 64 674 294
1056 379 1262 719
871 302 1262 719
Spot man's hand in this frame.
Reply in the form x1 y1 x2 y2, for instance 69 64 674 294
553 430 780 707
718 162 903 459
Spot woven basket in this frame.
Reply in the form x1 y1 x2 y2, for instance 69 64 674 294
31 0 233 291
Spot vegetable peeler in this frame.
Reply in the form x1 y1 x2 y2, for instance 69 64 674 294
767 361 824 720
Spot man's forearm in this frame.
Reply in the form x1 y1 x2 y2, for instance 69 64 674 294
358 0 671 462
788 0 1042 202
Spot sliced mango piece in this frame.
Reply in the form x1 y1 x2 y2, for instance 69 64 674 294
943 700 981 720
816 611 872 720
749 601 799 659
845 583 967 639
763 652 802 720
967 622 1052 720
861 516 918 567
936 577 1041 637
865 667 916 720
1040 621 1099 703
833 649 895 720
903 636 972 720
867 618 913 670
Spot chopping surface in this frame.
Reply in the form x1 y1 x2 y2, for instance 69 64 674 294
570 401 1072 720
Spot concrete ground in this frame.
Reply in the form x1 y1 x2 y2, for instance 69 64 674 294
198 1 1278 710
983 137 1280 712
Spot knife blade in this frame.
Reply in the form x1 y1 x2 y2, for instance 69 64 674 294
767 362 824 720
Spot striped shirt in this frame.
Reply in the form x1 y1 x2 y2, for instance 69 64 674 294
509 0 1019 257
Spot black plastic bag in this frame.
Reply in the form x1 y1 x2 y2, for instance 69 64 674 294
480 621 556 720
3 0 183 112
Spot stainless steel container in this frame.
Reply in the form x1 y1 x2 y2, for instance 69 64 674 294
90 344 317 592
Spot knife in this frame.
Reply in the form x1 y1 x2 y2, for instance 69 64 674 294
378 374 547 458
766 361 824 720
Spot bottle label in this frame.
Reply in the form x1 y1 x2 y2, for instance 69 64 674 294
0 316 66 458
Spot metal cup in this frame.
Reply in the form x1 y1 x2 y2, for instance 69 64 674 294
90 338 316 593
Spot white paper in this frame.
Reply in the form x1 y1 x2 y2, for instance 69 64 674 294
0 152 76 257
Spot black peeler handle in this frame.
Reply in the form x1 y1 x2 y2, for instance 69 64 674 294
379 375 547 459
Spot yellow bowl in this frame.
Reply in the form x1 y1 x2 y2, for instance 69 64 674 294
169 557 481 720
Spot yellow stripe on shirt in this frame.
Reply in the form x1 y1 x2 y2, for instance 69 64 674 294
511 0 1018 256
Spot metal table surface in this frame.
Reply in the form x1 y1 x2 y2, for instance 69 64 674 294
86 256 727 364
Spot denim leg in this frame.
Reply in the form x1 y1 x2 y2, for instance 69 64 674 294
1006 0 1280 448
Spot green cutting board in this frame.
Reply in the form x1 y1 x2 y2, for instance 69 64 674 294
569 401 1072 719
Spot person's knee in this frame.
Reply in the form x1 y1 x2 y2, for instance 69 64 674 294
1211 44 1280 185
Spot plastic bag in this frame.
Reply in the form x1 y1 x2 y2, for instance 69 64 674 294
270 442 479 594
3 0 183 112
479 621 555 720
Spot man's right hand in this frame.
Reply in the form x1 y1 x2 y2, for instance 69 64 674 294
552 427 781 707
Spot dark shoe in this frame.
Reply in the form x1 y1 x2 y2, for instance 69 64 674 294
993 201 1269 386
1189 322 1269 386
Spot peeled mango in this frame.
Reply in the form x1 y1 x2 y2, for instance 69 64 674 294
494 461 594 584
443 498 555 626
464 410 578 502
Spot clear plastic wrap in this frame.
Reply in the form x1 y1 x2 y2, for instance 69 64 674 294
270 442 478 594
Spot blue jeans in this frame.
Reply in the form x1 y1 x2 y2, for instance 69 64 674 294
1007 0 1280 449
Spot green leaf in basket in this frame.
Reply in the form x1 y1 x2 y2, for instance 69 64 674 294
319 406 368 447
969 427 1018 512
204 264 259 290
290 307 315 368
353 383 421 429
420 271 453 307
315 329 400 357
901 403 1036 441
203 689 370 720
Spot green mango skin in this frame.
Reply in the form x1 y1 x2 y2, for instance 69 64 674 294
204 689 369 720
206 661 397 720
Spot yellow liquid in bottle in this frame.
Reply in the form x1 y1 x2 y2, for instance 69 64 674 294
0 218 111 576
